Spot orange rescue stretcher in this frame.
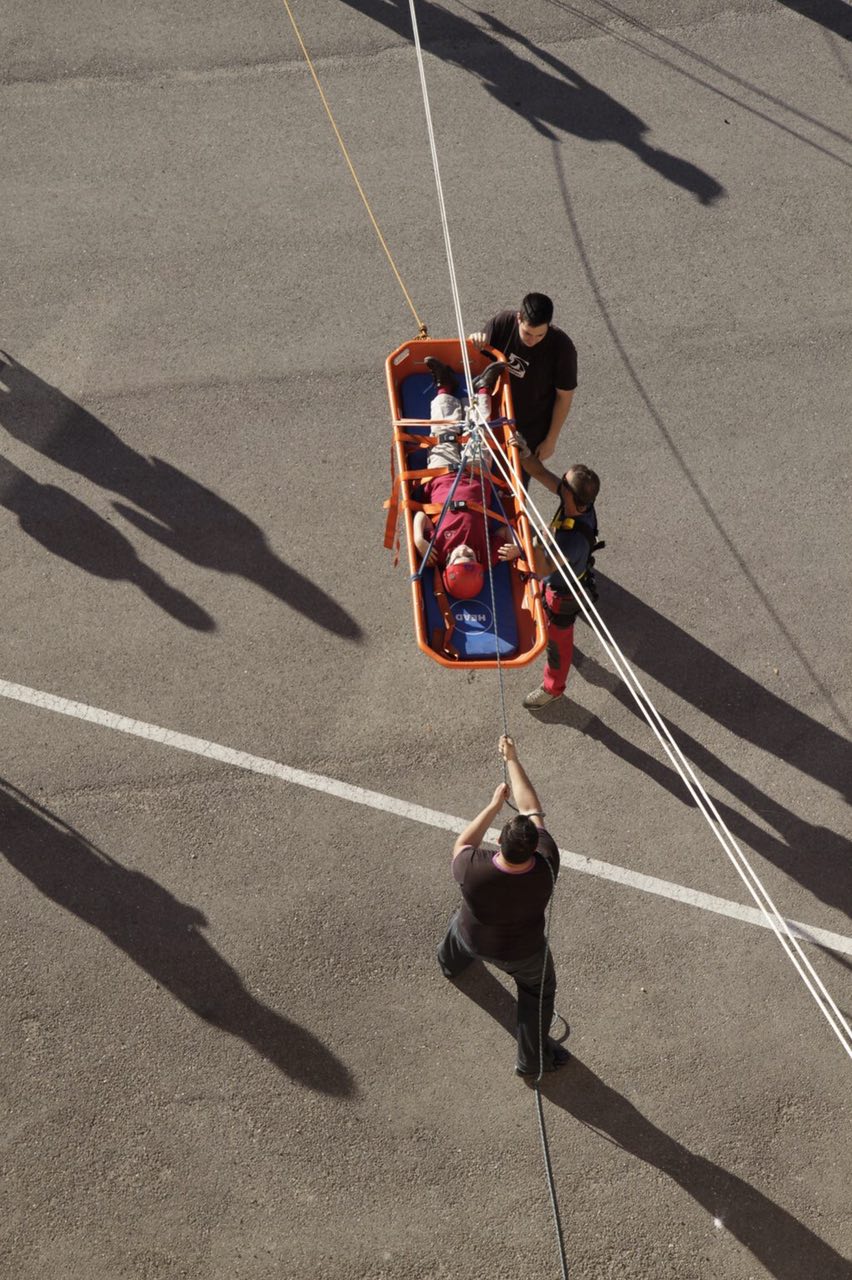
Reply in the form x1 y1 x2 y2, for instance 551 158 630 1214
384 338 547 669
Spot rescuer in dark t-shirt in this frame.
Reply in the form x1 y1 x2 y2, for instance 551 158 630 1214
469 292 577 460
437 735 570 1077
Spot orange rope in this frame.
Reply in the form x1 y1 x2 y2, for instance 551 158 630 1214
280 0 427 337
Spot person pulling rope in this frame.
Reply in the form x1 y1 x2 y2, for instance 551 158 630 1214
437 735 570 1078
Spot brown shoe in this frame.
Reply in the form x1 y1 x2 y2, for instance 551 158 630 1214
523 685 561 709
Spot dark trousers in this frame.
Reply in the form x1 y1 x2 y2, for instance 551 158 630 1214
437 911 558 1073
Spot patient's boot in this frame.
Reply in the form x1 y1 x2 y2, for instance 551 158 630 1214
424 356 458 394
472 360 509 393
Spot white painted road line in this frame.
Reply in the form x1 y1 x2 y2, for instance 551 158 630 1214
3 676 851 958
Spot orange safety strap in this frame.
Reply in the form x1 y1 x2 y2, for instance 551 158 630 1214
399 462 515 495
385 490 514 557
394 428 515 492
383 464 459 560
393 498 514 528
396 431 468 447
420 498 511 525
430 566 458 661
384 445 516 561
395 465 455 482
383 442 402 561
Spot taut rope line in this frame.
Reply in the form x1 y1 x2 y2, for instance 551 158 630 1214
405 5 571 1269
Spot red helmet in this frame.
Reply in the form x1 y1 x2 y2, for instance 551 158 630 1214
444 560 484 600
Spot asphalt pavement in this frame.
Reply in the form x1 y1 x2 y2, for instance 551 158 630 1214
2 2 850 1277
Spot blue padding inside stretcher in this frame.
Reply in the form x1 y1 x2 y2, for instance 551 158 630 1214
401 372 518 658
401 373 471 471
421 565 519 659
401 372 467 419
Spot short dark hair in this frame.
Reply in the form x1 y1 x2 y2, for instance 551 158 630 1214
520 292 554 327
499 814 539 863
565 463 600 507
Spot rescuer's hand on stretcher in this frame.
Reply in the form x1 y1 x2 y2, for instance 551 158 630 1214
497 542 521 561
508 430 531 459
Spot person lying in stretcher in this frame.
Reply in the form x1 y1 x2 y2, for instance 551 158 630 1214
412 357 520 601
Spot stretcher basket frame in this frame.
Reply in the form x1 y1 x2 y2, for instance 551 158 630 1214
385 337 547 670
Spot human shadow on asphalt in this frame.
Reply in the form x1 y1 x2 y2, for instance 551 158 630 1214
0 355 362 641
0 457 214 632
339 0 723 204
453 967 849 1279
541 1058 851 1280
0 781 356 1098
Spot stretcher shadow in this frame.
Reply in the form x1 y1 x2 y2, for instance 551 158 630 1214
586 575 851 802
0 354 362 640
555 588 852 921
0 781 355 1098
533 681 852 923
454 966 848 1279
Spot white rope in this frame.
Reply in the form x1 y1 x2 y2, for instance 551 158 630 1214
476 423 852 1061
408 1 519 780
476 456 511 739
407 0 473 392
406 20 573 1270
